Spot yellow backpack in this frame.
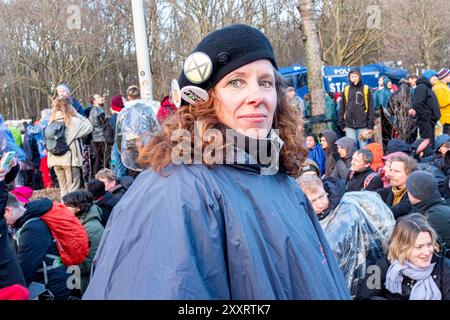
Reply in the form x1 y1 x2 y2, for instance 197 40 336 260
344 85 370 113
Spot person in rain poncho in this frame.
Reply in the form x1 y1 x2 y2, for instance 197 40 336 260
298 174 395 297
83 24 350 300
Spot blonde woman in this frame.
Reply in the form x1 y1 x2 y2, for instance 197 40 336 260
358 213 450 300
46 96 92 197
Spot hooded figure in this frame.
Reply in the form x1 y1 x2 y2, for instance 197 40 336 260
374 77 392 111
320 130 339 177
364 143 384 172
332 137 357 180
338 69 375 148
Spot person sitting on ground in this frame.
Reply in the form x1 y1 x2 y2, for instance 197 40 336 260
305 133 326 175
320 130 339 177
331 137 357 180
298 175 395 297
4 195 71 299
380 151 409 188
62 190 104 295
407 171 450 257
376 155 417 219
298 158 321 177
0 160 27 296
364 142 384 172
95 168 133 199
347 149 383 192
86 179 119 227
357 213 450 300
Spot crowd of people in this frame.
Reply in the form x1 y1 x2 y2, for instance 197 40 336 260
1 23 450 300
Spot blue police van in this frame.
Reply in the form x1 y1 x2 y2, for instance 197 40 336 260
279 63 408 99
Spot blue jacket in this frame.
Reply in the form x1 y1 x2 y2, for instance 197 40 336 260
308 144 326 176
84 165 350 299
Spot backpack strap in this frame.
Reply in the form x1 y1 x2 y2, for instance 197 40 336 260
15 217 41 246
363 172 379 190
344 85 350 121
364 85 369 113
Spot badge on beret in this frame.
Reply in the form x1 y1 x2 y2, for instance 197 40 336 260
181 86 209 106
183 52 213 84
169 79 182 109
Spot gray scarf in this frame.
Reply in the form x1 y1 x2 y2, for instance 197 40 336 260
385 259 441 300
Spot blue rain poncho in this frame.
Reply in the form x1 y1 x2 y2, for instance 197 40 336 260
84 164 350 300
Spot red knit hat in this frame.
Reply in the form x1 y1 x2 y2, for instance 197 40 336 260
110 95 124 112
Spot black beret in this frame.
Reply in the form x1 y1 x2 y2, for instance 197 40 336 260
178 24 278 92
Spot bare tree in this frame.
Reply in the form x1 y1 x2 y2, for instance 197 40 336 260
298 0 325 121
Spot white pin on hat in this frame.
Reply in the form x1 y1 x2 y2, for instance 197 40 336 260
181 86 209 106
183 52 213 84
169 79 182 109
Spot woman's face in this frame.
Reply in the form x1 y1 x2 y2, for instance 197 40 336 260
214 59 277 139
306 136 316 149
320 136 328 150
407 231 434 268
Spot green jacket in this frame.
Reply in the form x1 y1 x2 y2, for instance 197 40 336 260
9 126 22 147
78 204 104 294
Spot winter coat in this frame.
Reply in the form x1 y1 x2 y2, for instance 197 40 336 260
364 143 384 172
88 106 106 142
95 192 118 227
109 113 118 138
0 165 26 289
9 126 22 147
373 78 392 111
357 255 450 300
412 77 441 124
338 80 375 129
77 204 104 295
346 167 383 192
319 176 346 220
71 98 86 116
307 144 326 176
321 130 339 177
376 187 413 219
47 111 93 168
413 195 450 250
332 137 356 180
433 80 450 125
14 198 71 299
84 165 350 300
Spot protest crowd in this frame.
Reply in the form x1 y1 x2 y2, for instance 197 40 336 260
1 24 450 301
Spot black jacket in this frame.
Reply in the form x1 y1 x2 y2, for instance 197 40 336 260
319 176 346 220
414 196 450 250
376 187 413 219
95 176 133 226
357 255 450 300
338 81 375 129
346 167 383 192
95 192 119 227
14 198 71 299
0 165 26 289
412 77 441 123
